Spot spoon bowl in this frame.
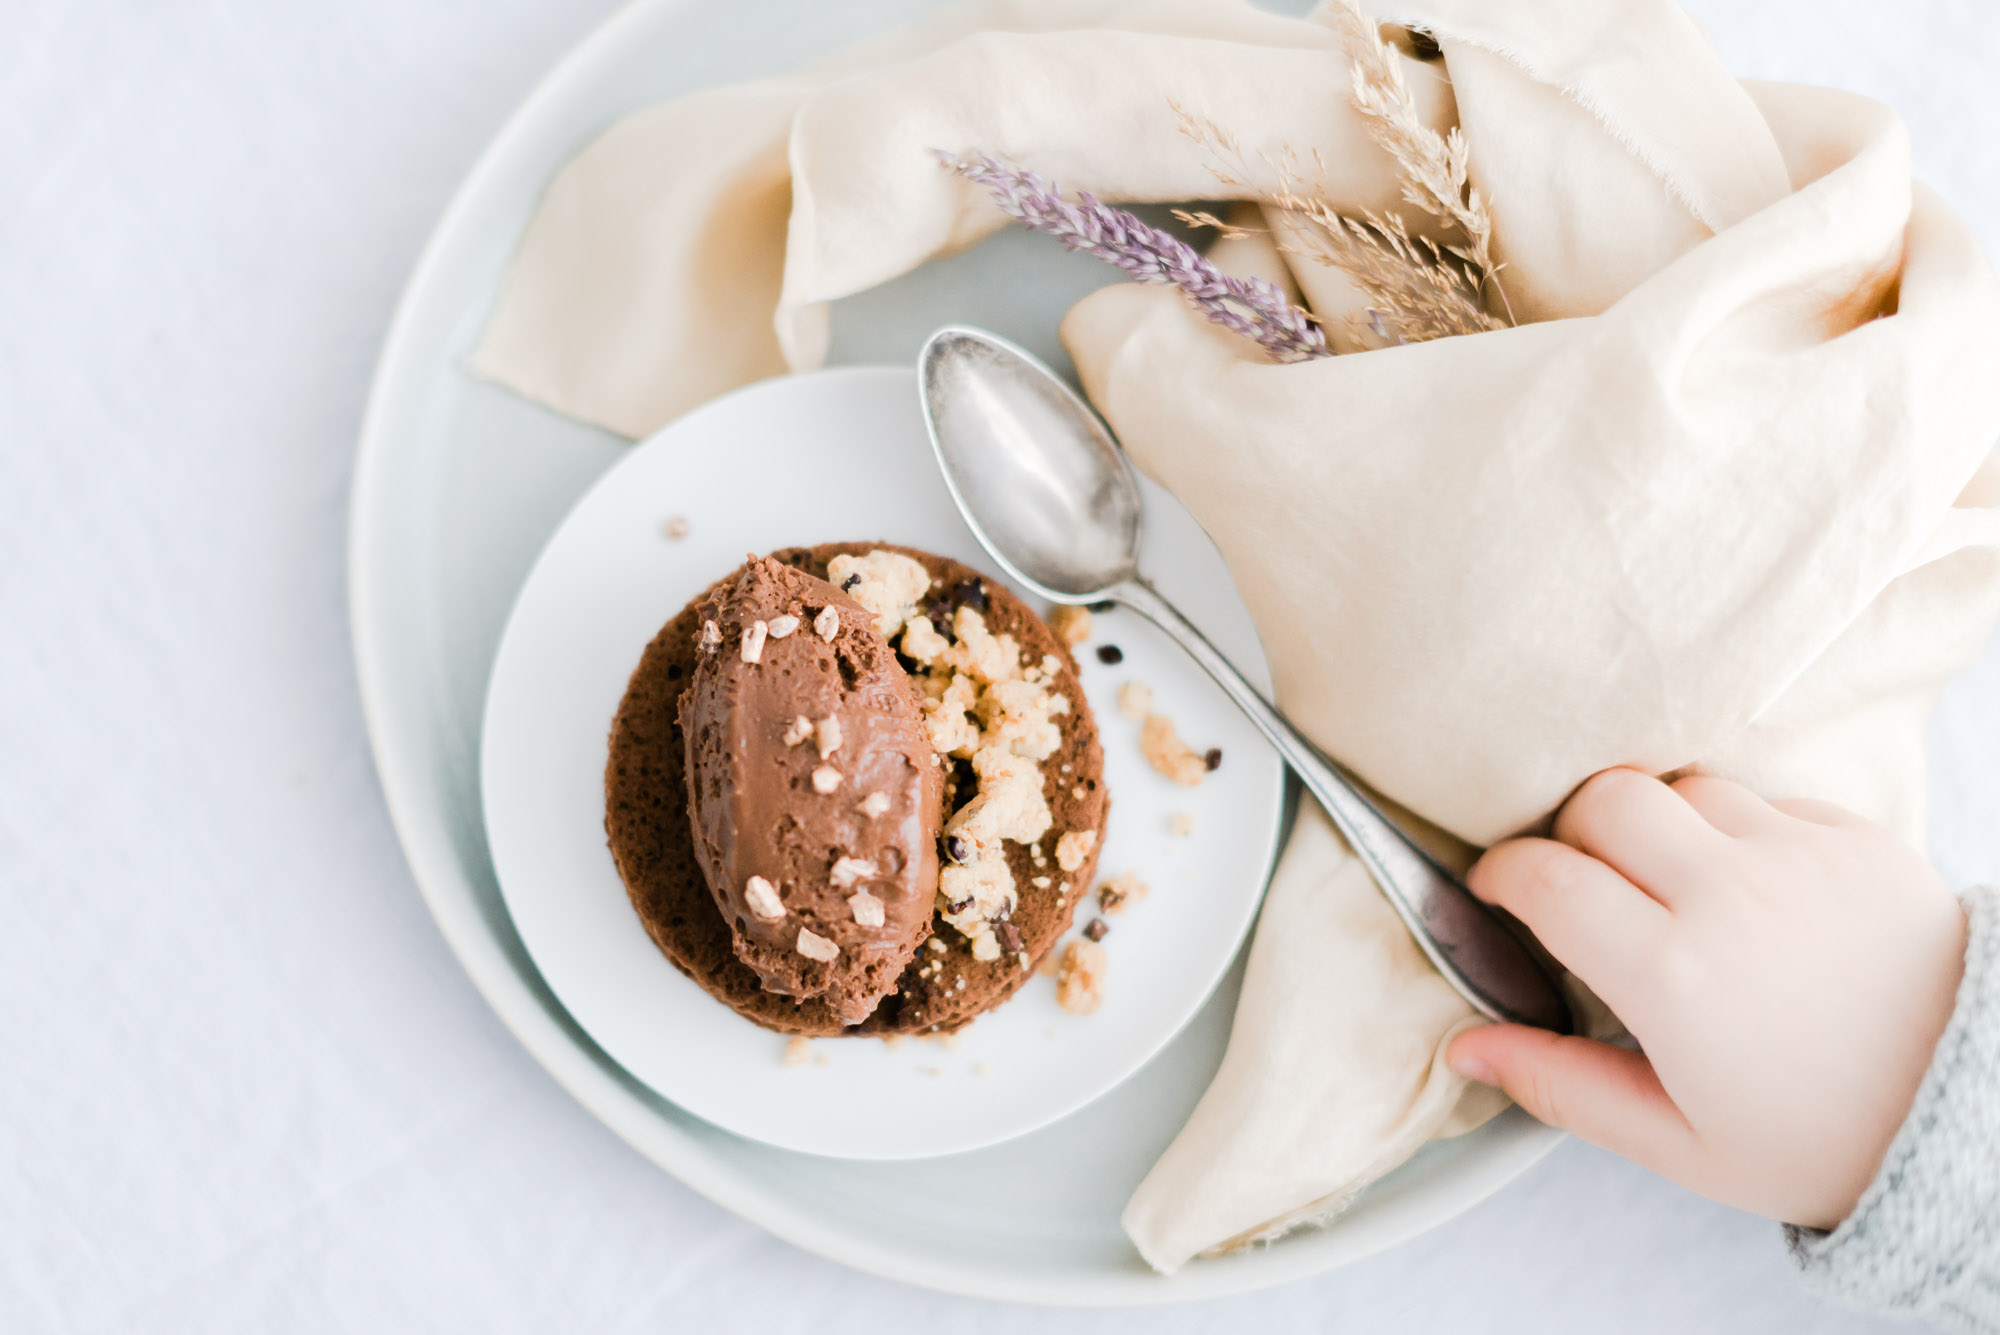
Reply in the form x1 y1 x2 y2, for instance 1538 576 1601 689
918 327 1141 602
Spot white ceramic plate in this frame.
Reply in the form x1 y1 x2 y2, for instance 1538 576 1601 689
482 366 1284 1159
349 0 1562 1303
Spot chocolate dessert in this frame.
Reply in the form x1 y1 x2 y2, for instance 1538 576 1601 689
679 557 942 1025
605 542 1109 1036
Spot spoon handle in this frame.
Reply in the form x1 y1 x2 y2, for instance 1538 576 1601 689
1108 578 1571 1033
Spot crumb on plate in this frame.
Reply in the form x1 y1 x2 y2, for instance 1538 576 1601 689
1056 939 1107 1014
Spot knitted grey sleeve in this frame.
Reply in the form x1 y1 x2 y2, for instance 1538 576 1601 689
1786 883 2000 1333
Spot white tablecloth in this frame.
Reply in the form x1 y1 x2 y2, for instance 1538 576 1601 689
4 1 1998 1330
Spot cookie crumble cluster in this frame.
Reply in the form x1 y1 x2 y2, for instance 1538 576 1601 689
829 549 1098 967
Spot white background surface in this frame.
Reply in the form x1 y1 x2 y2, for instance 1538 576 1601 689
4 1 1998 1330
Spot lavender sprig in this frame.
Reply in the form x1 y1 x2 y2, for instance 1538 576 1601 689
938 151 1329 364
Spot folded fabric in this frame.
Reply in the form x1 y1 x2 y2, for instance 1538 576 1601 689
472 0 2000 1274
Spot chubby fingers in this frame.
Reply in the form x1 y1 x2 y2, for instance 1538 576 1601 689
1449 1025 1696 1177
1468 836 1665 1010
1668 773 1787 838
1769 795 1869 828
1553 769 1735 906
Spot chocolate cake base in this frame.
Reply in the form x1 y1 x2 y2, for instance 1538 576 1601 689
605 542 1109 1035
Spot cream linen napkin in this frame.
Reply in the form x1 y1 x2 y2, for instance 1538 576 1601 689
471 0 2000 1274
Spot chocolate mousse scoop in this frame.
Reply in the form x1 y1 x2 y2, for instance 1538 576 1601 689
677 556 943 1025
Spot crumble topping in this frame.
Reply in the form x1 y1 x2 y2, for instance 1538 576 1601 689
828 551 1112 971
1117 681 1153 720
664 516 691 540
900 613 950 664
743 875 785 921
828 551 931 637
783 1036 814 1067
833 548 1086 965
829 856 876 889
1170 811 1196 837
795 926 840 962
1054 829 1096 873
936 857 1012 960
848 890 886 927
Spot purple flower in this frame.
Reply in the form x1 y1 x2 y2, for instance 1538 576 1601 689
938 151 1329 364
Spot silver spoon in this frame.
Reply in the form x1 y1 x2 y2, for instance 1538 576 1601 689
918 326 1571 1033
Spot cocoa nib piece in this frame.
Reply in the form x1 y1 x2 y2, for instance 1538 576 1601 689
1083 918 1108 942
917 604 957 642
994 918 1024 954
1204 747 1223 771
920 577 988 636
1095 644 1123 665
945 756 978 812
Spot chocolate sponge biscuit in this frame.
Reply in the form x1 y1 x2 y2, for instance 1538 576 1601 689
605 542 1108 1036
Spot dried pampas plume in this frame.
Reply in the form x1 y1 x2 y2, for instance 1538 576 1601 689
1176 0 1513 345
1320 0 1507 307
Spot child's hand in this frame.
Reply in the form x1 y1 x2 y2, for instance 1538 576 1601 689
1448 768 1967 1231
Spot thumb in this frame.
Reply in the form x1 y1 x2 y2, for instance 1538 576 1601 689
1449 1025 1697 1174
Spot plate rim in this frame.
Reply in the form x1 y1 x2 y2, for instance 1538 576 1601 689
346 0 1565 1305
